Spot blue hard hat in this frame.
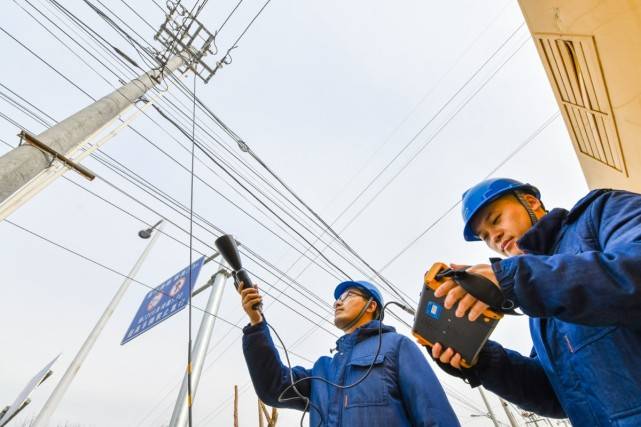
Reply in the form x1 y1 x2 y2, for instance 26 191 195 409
334 280 384 307
462 178 540 241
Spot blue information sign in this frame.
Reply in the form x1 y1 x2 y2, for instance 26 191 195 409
121 256 205 345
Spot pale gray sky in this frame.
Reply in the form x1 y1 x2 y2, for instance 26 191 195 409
1 1 587 426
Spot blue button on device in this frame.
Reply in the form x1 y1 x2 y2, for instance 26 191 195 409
426 301 443 320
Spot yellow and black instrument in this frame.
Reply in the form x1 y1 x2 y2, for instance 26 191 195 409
412 262 506 368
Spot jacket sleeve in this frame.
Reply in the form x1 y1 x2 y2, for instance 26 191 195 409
495 191 641 328
242 321 312 410
475 341 566 418
397 337 460 426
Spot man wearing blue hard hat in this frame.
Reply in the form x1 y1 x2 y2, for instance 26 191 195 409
240 280 460 426
432 177 641 426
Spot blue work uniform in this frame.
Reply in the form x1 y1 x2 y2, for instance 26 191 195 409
474 189 641 426
242 319 460 426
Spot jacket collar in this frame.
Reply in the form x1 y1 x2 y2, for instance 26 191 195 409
517 208 568 255
516 189 609 255
335 320 395 351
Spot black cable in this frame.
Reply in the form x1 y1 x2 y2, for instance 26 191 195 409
269 301 411 427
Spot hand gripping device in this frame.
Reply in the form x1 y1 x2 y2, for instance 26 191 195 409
214 234 262 310
412 262 516 367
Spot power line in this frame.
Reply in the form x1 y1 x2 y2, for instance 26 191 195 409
1 218 311 366
2 5 362 290
0 106 340 339
77 0 416 298
232 22 529 308
37 0 398 293
334 29 530 241
314 23 525 237
210 0 272 74
379 111 561 271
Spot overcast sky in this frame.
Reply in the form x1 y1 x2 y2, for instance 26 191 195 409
0 1 588 426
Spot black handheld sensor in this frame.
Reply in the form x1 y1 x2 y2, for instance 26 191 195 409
214 234 262 310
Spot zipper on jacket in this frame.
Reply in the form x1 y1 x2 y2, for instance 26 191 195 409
564 335 574 353
344 394 348 408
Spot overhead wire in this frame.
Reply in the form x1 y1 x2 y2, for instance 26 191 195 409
326 24 528 239
210 0 272 74
379 111 561 272
211 23 537 348
81 0 416 301
2 2 552 424
188 21 533 314
1 216 317 365
43 0 400 290
252 23 531 302
186 71 198 427
3 4 340 427
5 2 361 298
0 105 340 338
77 0 536 362
3 0 500 338
279 0 515 248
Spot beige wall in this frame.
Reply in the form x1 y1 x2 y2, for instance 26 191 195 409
518 0 641 192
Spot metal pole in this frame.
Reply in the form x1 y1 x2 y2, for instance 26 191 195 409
169 266 230 427
0 399 30 427
479 387 500 427
32 222 164 427
0 50 192 221
500 397 519 427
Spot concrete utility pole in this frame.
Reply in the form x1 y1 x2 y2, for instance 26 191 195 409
169 266 230 427
0 51 191 221
32 221 164 427
479 387 501 427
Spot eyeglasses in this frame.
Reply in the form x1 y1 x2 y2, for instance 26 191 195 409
334 290 367 304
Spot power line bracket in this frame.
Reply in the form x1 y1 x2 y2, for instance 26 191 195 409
18 131 96 181
155 2 218 83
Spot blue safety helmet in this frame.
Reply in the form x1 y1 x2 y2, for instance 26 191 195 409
334 280 384 308
462 178 540 241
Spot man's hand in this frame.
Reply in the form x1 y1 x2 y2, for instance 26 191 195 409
431 342 464 369
240 284 263 325
433 263 499 321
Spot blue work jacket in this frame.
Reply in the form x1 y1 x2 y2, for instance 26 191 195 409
242 319 460 427
477 189 641 426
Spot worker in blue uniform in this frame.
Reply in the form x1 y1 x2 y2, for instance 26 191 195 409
240 280 460 426
432 178 641 426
